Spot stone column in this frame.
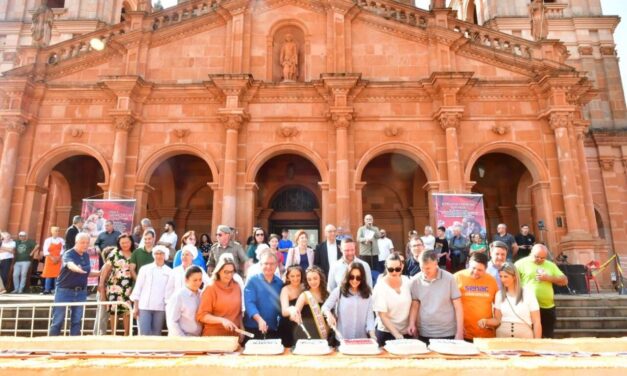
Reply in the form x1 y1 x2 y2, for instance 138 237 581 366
549 112 586 233
353 181 366 237
573 123 599 237
434 109 464 193
208 182 221 234
0 117 27 229
108 114 134 199
330 110 353 231
423 181 440 228
220 113 247 228
318 182 330 230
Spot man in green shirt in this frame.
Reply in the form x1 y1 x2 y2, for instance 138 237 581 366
515 244 568 338
129 230 155 281
13 231 39 293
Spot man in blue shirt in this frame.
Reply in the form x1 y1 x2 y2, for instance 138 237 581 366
278 228 293 262
49 232 100 336
244 250 283 339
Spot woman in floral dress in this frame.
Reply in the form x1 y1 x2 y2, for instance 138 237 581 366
98 233 135 335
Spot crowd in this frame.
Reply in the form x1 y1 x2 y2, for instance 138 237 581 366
0 213 568 342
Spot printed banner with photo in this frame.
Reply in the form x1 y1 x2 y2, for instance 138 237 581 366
433 193 487 240
81 199 136 237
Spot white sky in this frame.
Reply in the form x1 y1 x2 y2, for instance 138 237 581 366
156 0 627 101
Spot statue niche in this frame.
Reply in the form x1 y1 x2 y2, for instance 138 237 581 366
272 26 305 83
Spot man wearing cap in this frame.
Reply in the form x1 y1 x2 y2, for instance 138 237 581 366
12 231 39 293
207 225 247 277
130 245 173 336
49 232 101 335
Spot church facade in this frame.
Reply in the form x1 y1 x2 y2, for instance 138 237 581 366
0 0 626 280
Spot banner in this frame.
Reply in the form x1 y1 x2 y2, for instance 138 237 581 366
433 193 486 240
81 199 136 237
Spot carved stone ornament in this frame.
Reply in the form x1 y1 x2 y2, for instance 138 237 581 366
384 125 401 137
220 113 248 131
600 46 616 56
578 46 593 56
113 115 135 132
5 118 27 135
491 124 509 135
599 157 614 172
173 128 190 140
69 128 84 138
329 112 353 129
548 111 573 130
278 125 300 138
438 112 461 130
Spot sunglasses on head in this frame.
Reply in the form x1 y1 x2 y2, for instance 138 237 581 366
387 267 402 273
349 275 362 281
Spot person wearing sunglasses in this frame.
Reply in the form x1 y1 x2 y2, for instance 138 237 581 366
372 253 412 346
327 238 373 292
408 250 463 344
207 225 247 277
322 262 375 343
246 227 268 264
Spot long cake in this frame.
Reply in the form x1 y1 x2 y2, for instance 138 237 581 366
338 338 380 355
242 339 284 355
384 339 429 355
0 336 239 353
292 339 331 355
474 337 627 354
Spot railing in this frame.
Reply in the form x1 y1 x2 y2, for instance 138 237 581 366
44 22 130 65
450 19 534 59
353 0 428 28
0 301 134 337
151 0 222 31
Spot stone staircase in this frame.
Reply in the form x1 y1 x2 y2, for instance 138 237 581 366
554 293 627 338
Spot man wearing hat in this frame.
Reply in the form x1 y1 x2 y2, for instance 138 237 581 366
13 231 39 293
207 225 247 277
130 245 173 336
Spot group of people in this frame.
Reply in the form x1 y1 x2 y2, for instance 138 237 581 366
2 212 567 343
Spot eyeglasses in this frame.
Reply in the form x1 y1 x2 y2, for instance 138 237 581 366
221 269 235 275
349 275 362 281
387 267 402 273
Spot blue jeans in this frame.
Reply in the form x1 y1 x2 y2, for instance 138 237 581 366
44 278 56 293
138 309 165 336
12 261 31 293
49 287 88 336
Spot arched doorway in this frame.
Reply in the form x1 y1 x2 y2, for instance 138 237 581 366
37 156 105 241
254 155 322 241
146 154 215 240
360 153 428 247
470 153 538 241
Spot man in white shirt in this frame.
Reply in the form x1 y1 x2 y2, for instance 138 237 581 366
158 221 178 259
327 238 373 292
314 224 342 278
376 229 394 273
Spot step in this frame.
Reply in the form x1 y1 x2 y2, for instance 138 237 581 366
555 316 627 330
554 295 627 308
556 306 627 318
554 328 627 338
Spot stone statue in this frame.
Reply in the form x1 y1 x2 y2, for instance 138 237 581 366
529 0 548 41
280 34 299 82
31 4 54 48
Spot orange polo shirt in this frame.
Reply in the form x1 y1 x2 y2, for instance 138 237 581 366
454 269 498 340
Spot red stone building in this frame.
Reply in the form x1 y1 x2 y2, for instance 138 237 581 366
0 0 625 280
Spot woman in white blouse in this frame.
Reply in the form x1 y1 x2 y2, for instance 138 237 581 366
130 245 173 336
372 253 413 346
483 262 542 338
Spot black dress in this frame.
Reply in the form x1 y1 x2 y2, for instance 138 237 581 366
278 298 298 347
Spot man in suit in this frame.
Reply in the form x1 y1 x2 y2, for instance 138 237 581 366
314 224 342 278
64 215 83 251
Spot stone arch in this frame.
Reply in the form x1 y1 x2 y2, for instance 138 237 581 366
245 143 329 184
464 141 549 184
354 142 440 184
136 144 219 185
264 183 321 210
266 19 311 82
26 144 110 187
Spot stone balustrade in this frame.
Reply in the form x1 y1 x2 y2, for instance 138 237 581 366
151 0 222 31
451 20 534 59
353 0 428 28
44 22 129 65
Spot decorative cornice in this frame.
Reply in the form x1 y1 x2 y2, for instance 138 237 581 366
599 157 614 172
219 112 249 131
548 111 574 130
3 117 28 135
433 107 464 130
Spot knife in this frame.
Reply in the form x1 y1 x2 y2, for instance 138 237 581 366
299 323 312 339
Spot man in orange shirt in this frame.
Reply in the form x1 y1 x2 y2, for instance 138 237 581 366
454 252 498 340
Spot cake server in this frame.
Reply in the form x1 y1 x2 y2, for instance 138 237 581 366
299 324 312 339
